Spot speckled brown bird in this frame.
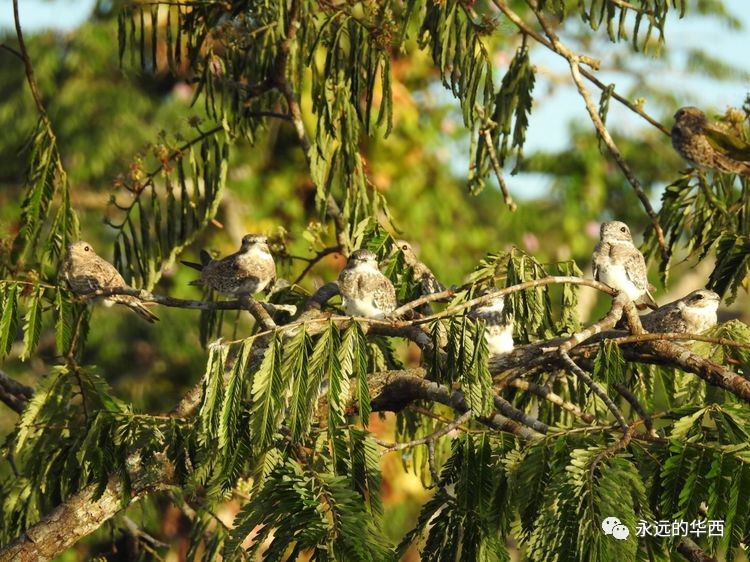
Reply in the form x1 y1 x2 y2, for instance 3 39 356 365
592 221 657 310
188 234 276 296
338 249 397 319
63 241 159 323
394 240 445 296
639 289 720 334
671 106 750 176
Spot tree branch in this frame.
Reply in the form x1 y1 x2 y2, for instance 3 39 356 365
0 453 175 561
0 369 33 413
13 0 46 115
523 0 669 261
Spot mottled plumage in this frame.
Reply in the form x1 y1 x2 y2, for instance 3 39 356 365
639 289 720 334
338 249 397 319
469 291 514 356
189 234 276 296
395 240 445 295
672 107 750 176
62 241 158 323
592 221 657 310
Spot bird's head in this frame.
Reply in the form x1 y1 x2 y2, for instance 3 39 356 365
393 239 418 265
600 221 633 242
347 249 379 270
240 234 270 253
673 106 707 133
67 241 96 261
682 289 721 311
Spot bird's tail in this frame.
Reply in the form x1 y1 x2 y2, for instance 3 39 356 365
636 291 659 311
114 296 159 323
181 260 204 272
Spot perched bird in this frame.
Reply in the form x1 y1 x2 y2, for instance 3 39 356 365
186 234 276 296
639 289 720 334
592 221 657 310
338 249 397 319
62 241 159 323
671 106 750 176
394 240 445 296
469 291 514 357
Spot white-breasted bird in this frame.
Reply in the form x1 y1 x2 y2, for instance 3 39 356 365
639 289 720 334
338 249 397 319
592 220 657 310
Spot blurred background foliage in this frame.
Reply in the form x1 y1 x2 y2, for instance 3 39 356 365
0 0 749 558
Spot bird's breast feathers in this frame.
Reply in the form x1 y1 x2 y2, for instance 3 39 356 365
678 301 718 332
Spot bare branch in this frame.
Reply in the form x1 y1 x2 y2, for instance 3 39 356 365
377 410 473 452
509 379 594 423
12 0 46 115
521 0 669 261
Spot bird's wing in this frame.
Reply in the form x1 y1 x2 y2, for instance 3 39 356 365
95 257 129 289
612 245 649 292
641 305 681 332
703 123 750 162
371 274 397 311
591 242 605 280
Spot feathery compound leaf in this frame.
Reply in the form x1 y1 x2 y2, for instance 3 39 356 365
708 233 750 302
349 428 383 519
593 339 626 387
417 0 495 126
0 283 19 358
109 127 229 290
20 284 44 361
250 333 284 452
198 342 229 442
285 326 314 443
352 323 371 425
54 288 74 355
11 118 79 269
14 367 69 453
218 338 252 451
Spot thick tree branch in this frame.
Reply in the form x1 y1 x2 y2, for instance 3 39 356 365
0 454 175 561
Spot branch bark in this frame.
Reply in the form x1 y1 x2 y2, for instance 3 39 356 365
0 454 174 561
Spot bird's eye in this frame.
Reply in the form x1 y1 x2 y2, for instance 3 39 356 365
695 294 704 300
84 246 90 251
620 227 627 233
401 245 408 250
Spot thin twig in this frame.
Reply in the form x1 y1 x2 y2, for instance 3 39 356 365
292 245 342 285
13 0 46 115
509 378 595 423
0 43 24 61
377 410 473 452
489 0 670 136
523 0 669 261
559 349 628 431
475 105 518 211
